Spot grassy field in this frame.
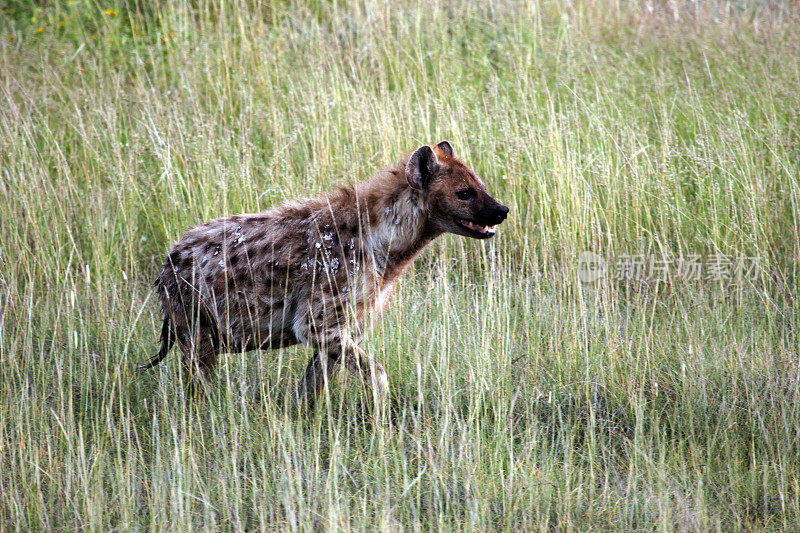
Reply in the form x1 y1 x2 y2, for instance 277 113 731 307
2 0 799 529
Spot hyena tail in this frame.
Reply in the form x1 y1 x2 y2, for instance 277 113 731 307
139 317 175 372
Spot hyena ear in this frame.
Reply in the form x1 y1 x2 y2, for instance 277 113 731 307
435 141 454 158
405 145 439 190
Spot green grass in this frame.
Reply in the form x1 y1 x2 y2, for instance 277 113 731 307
1 0 799 529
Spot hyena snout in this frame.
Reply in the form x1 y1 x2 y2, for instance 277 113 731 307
477 202 509 226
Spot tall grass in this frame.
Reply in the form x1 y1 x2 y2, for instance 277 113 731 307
1 0 799 529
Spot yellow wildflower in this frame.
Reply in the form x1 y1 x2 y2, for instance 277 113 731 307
104 9 118 16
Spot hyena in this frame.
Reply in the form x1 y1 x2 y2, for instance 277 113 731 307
140 141 509 409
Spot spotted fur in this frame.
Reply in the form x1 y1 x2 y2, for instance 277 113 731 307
141 142 509 410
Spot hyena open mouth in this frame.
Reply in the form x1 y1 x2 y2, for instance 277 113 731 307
455 218 497 238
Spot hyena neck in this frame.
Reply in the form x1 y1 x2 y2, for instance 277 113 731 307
360 171 441 284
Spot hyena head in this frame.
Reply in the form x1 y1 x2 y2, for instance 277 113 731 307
405 141 509 239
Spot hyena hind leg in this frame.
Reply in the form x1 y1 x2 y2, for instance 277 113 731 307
178 335 220 401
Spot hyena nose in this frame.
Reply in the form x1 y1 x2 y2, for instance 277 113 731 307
484 204 509 225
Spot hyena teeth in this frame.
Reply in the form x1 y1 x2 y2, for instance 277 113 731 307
459 219 490 233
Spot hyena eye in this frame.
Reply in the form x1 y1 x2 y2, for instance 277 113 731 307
456 189 474 200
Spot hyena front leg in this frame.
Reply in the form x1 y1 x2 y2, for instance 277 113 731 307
297 332 389 415
340 340 389 412
296 351 341 410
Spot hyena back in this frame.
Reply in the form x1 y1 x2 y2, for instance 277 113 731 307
141 141 509 409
